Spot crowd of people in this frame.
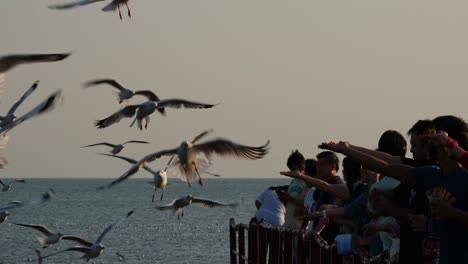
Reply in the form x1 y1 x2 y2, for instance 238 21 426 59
252 115 468 264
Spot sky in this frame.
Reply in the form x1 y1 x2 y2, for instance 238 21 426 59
0 0 467 179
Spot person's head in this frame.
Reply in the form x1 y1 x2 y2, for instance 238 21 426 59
286 150 305 171
342 157 361 185
407 119 435 160
432 115 468 150
316 151 339 180
304 159 318 177
378 130 407 156
360 168 379 185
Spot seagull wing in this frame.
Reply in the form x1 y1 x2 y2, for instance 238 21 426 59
83 79 127 91
61 235 93 247
191 197 238 208
94 104 140 129
134 90 160 102
0 53 71 73
98 153 138 164
0 201 24 211
192 139 270 160
48 0 106 9
157 99 218 110
189 129 214 144
82 142 116 148
0 178 5 187
40 246 90 260
6 81 39 117
94 209 135 244
0 90 62 136
14 223 53 236
122 140 149 145
156 199 177 211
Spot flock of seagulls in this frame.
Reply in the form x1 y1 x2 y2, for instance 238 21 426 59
2 2 271 263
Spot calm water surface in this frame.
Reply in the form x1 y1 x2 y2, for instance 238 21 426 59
0 178 286 264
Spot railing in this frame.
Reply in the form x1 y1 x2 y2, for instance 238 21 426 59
229 218 363 264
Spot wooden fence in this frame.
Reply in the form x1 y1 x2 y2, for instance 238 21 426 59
229 218 363 264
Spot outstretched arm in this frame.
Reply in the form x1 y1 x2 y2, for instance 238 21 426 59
319 142 415 186
280 171 351 201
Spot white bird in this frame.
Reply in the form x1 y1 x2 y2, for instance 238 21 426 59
95 95 217 130
81 140 149 155
96 153 170 202
156 195 238 220
14 223 89 248
83 79 160 104
0 53 70 99
0 89 63 168
49 0 132 20
117 135 269 187
0 189 55 224
39 209 135 262
0 81 38 127
0 178 25 192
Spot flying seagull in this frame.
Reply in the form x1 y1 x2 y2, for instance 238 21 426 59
0 178 25 192
156 195 237 220
39 209 135 262
83 79 159 104
0 89 63 168
82 140 149 155
49 0 132 20
94 96 217 130
96 153 170 202
14 223 90 248
0 53 70 99
0 189 55 224
116 136 269 187
0 81 38 127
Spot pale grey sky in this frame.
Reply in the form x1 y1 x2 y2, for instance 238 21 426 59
1 1 467 178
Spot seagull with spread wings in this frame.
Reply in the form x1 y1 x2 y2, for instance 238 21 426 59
117 135 269 187
156 195 237 220
0 81 38 127
0 189 55 224
0 53 70 99
14 223 89 248
49 0 132 20
82 140 149 155
0 178 25 192
83 79 154 104
97 153 171 202
0 89 63 168
39 209 135 262
94 91 217 130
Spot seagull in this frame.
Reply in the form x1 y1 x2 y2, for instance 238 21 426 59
0 89 63 168
0 53 70 99
0 81 38 128
117 135 269 187
0 178 25 192
14 223 89 248
49 0 132 20
39 209 135 262
156 195 237 220
82 140 149 155
83 79 160 104
0 189 55 224
94 96 217 130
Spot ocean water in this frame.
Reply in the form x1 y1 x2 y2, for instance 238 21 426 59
0 178 286 264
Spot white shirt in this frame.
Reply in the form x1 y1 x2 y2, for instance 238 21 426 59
255 189 286 227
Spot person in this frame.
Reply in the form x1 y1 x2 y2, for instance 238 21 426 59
282 150 307 230
319 133 468 264
254 185 288 227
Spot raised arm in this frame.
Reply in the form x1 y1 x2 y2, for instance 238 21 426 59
280 171 351 201
319 142 415 186
350 144 402 165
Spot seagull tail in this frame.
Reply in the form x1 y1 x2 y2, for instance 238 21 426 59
37 237 47 247
101 2 118 12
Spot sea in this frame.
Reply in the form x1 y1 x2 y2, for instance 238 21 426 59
0 178 286 264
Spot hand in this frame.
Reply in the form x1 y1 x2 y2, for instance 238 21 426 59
408 214 426 233
431 198 456 219
361 222 378 235
424 131 449 145
280 171 302 178
318 141 350 153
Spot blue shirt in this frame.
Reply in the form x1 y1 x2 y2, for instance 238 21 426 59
413 166 468 264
